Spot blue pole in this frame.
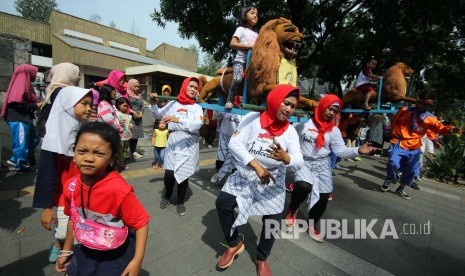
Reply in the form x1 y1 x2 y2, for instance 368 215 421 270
377 77 383 110
242 49 252 104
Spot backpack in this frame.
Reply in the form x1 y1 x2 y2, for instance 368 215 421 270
35 87 62 137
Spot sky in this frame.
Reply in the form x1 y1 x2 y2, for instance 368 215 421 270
0 0 200 51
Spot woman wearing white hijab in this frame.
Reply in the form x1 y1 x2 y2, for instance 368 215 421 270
33 87 92 263
37 63 80 138
44 63 80 104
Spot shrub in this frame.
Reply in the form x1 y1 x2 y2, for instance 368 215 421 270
424 134 465 183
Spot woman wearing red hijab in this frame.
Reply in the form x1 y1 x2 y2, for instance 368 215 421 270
285 94 378 243
215 84 304 276
1 64 40 174
148 77 203 216
97 70 129 104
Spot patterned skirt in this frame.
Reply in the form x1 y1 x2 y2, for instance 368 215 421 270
222 165 286 236
164 131 199 183
294 156 332 211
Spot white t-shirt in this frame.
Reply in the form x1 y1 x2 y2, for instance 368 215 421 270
358 126 370 140
294 119 359 159
214 111 242 137
233 26 258 63
229 112 303 170
148 101 204 134
355 68 372 87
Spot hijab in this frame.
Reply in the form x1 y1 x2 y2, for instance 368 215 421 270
41 86 92 156
107 70 126 93
44 63 80 104
127 79 141 99
177 77 199 105
313 94 343 150
161 84 172 95
0 64 38 118
259 84 300 136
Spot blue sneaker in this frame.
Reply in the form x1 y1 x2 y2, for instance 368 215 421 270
49 244 61 263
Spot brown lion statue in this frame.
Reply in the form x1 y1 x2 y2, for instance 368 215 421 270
342 62 416 106
198 18 318 108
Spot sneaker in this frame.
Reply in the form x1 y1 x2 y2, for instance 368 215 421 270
15 167 37 175
346 158 355 162
160 198 170 209
285 182 295 192
373 154 381 158
285 209 298 227
354 156 362 161
328 194 333 201
5 160 16 171
207 145 213 149
395 188 411 200
132 152 143 159
210 173 220 184
177 204 187 216
309 227 324 243
381 178 392 192
48 243 61 263
334 164 343 170
411 183 420 190
414 176 422 181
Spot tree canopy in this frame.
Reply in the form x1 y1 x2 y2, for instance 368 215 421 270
152 0 465 108
14 0 57 22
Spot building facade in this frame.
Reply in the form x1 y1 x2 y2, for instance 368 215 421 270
0 10 200 97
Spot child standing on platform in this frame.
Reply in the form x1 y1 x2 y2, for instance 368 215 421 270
355 58 381 110
152 121 169 169
224 6 259 109
56 122 149 275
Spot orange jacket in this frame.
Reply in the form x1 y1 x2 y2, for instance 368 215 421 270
390 107 454 149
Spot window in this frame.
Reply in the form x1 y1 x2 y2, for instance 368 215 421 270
31 42 52 58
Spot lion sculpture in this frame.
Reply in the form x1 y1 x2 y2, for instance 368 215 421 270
198 18 318 108
342 62 416 106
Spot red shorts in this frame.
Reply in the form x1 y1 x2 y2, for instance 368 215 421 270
356 83 374 93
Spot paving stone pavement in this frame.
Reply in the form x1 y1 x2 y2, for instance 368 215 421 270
1 115 465 276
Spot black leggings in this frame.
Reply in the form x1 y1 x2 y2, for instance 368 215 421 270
215 191 281 261
215 160 224 172
129 138 139 154
163 170 188 204
205 126 216 145
289 181 330 228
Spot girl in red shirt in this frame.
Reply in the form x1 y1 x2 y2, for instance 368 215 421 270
56 122 149 275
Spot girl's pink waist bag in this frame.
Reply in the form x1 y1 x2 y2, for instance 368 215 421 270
69 178 128 250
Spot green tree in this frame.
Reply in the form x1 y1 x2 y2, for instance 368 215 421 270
197 53 224 76
14 0 58 22
152 0 465 105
